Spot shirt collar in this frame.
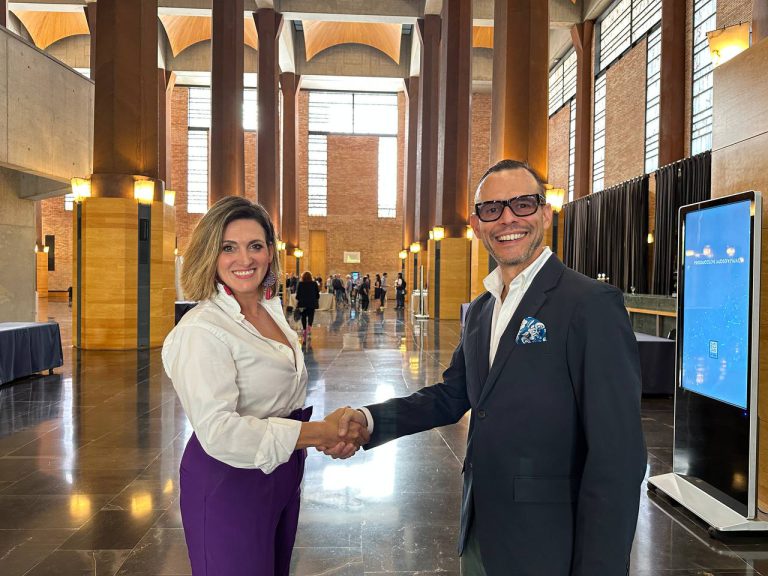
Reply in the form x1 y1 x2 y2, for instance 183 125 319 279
212 283 246 320
482 246 553 301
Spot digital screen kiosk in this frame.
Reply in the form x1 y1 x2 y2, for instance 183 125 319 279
648 190 764 533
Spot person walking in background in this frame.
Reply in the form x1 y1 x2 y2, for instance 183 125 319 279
161 197 368 576
296 270 320 339
379 272 388 310
395 272 406 309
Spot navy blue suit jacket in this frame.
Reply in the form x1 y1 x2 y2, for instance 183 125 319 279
365 256 647 576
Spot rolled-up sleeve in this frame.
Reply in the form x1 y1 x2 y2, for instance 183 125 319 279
162 325 301 473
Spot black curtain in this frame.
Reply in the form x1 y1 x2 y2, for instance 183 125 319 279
651 151 711 295
562 176 649 292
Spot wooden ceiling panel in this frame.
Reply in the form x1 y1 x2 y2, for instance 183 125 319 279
159 15 258 57
12 10 89 50
303 21 401 63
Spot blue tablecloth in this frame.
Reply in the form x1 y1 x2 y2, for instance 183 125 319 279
0 322 63 385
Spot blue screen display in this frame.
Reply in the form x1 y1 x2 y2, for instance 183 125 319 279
681 199 752 409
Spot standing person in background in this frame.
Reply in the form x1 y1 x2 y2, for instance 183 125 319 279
373 274 382 309
379 272 389 310
359 274 370 311
162 197 368 576
395 272 406 310
296 270 320 339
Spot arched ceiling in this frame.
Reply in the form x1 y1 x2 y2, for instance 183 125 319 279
472 26 493 49
12 10 89 50
159 15 259 57
302 21 402 64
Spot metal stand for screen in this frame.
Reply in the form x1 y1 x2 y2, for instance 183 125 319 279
648 190 766 536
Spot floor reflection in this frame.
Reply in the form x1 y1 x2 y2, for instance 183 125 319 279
2 301 768 574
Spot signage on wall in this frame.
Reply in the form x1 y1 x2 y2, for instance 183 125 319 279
343 251 361 264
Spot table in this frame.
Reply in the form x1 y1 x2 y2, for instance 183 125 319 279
0 322 63 385
635 332 676 395
287 293 335 311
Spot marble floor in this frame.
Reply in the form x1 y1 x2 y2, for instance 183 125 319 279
1 301 768 575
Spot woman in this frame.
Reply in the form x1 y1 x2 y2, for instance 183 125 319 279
373 273 382 305
395 272 406 309
295 270 319 338
162 197 366 575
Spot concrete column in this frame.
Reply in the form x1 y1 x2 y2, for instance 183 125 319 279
436 0 472 236
255 8 283 223
404 76 419 249
159 70 175 185
658 0 686 166
571 20 594 199
490 0 548 177
280 72 300 258
211 0 245 202
84 2 97 79
755 0 768 44
415 15 441 244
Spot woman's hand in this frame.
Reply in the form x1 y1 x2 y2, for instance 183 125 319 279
295 407 369 456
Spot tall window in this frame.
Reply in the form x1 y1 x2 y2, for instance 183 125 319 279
568 99 577 201
186 87 257 213
308 91 399 218
187 87 211 214
592 74 607 193
644 26 662 173
692 0 716 155
64 193 75 211
597 0 662 71
548 50 577 116
307 135 328 217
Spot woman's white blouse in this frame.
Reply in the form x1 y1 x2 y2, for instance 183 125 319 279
162 285 307 473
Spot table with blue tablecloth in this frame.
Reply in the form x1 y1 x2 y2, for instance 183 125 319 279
0 322 63 385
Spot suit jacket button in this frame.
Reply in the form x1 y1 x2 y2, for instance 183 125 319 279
477 409 486 418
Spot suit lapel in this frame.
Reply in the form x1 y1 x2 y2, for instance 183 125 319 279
475 294 494 385
477 257 566 407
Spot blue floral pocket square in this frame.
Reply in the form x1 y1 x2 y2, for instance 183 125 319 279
516 317 547 344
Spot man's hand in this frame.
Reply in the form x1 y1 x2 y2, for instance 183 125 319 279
318 407 369 459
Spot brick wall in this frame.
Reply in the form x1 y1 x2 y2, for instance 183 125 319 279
40 197 73 292
547 102 571 190
604 39 648 188
718 0 753 27
469 92 492 211
296 91 405 281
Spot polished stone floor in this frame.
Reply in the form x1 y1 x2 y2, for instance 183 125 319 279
2 300 768 575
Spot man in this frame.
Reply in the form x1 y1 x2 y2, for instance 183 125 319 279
330 160 646 575
379 272 388 310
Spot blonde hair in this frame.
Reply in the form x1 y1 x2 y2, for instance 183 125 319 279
181 197 281 301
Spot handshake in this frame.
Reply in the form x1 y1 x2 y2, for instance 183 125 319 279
306 407 370 459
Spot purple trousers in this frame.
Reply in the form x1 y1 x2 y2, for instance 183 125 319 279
180 407 312 576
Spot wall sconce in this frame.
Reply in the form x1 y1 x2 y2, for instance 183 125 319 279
428 230 434 240
277 241 286 251
432 226 445 241
466 226 474 240
163 189 176 207
707 22 750 67
399 249 408 260
133 179 155 205
34 243 39 253
293 248 304 259
70 177 91 202
409 242 421 254
43 245 50 253
647 232 655 244
546 187 566 214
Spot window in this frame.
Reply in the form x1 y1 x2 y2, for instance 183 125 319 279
592 74 607 193
378 137 397 218
243 88 257 131
64 193 75 211
307 135 327 217
568 99 577 201
187 87 211 214
308 91 400 219
644 26 662 173
548 50 577 116
597 0 661 71
308 92 397 135
692 0 716 155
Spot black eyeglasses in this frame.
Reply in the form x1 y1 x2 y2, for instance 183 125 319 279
474 194 546 222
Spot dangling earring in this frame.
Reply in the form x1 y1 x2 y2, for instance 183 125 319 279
262 265 277 298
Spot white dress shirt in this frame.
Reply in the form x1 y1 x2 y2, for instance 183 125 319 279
485 247 552 366
359 247 552 434
162 284 307 473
